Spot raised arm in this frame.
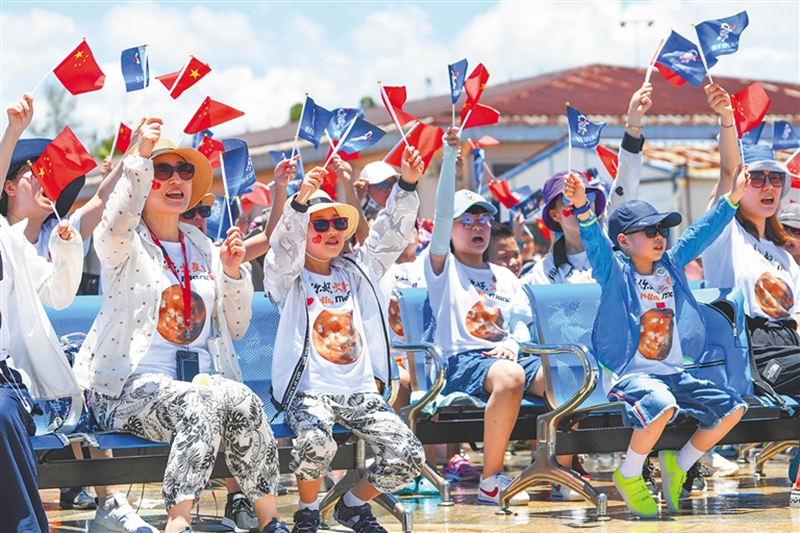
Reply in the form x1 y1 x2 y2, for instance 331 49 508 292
0 94 34 191
428 127 460 275
564 172 616 284
242 155 295 262
26 220 83 310
334 155 371 244
706 83 740 208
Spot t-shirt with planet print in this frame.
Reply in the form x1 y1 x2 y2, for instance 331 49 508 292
299 267 378 395
134 238 216 379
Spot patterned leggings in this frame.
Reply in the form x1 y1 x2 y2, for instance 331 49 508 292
91 373 279 510
286 391 424 493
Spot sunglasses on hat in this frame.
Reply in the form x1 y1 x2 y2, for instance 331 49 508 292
154 162 195 181
180 205 212 219
749 170 785 189
625 225 670 239
310 217 349 233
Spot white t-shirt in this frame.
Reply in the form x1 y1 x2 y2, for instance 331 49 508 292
298 268 378 395
522 250 595 285
135 239 215 378
0 237 12 360
703 219 800 321
625 268 684 376
378 258 426 346
425 252 532 358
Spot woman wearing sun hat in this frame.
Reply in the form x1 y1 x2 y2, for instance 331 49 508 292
74 118 287 533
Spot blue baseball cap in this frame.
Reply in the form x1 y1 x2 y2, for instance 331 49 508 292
608 199 682 247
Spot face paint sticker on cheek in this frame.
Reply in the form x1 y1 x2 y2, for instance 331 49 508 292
151 181 162 190
312 235 323 244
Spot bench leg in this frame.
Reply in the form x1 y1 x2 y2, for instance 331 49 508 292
738 442 760 464
419 462 453 506
373 492 414 532
754 441 798 478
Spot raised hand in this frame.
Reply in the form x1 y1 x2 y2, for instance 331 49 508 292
401 146 424 184
443 127 460 149
333 155 353 184
55 220 78 241
729 163 750 205
220 226 246 278
134 117 163 159
563 172 587 208
296 166 326 204
626 82 653 128
275 155 298 188
705 83 734 117
6 94 34 134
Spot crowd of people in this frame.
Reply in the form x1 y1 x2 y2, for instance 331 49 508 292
1 77 799 533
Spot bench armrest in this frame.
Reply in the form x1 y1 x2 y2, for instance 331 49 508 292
392 341 448 434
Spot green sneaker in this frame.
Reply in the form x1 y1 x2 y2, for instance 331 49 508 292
613 468 657 518
659 450 687 513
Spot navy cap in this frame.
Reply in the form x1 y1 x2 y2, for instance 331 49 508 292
542 170 607 231
608 199 682 247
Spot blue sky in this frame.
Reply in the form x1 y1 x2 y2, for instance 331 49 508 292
1 1 797 143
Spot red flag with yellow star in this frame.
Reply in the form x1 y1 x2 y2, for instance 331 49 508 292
460 102 500 130
731 82 771 139
197 134 226 170
156 56 211 99
30 126 97 201
52 40 106 95
113 122 133 155
184 97 244 134
463 63 489 105
379 85 416 127
384 122 444 170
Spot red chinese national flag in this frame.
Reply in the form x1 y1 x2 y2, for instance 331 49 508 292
596 145 619 180
30 126 97 201
731 82 771 139
241 181 271 211
460 102 500 130
156 56 211 99
488 179 519 209
384 122 444 171
464 63 489 104
788 156 800 188
197 134 226 170
113 123 133 155
380 86 416 127
326 140 361 162
53 40 106 95
183 97 244 134
655 62 687 87
321 168 338 200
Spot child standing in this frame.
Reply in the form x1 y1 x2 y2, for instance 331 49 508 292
564 169 748 517
264 149 425 533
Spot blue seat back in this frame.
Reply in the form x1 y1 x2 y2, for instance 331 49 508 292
394 287 436 392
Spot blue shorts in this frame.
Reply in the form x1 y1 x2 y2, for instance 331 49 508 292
442 349 542 398
608 371 747 430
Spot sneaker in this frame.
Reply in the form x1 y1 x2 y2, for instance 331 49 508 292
60 486 97 510
789 449 800 484
791 485 800 508
551 483 582 501
393 477 418 495
261 517 290 533
415 475 440 496
442 453 481 483
88 494 158 533
223 492 259 532
612 468 657 519
477 472 530 506
658 450 687 514
571 455 591 480
333 498 387 533
701 451 740 478
681 462 708 499
642 458 660 498
291 508 320 533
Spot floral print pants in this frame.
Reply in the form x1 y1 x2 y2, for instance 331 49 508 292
91 373 279 510
286 390 424 493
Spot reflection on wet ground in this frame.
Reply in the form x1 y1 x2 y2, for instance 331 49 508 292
46 447 800 532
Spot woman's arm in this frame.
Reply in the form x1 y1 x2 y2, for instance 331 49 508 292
0 94 34 190
242 155 295 263
706 84 740 208
428 128 460 276
29 221 83 310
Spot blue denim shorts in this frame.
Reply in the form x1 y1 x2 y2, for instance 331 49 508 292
442 349 542 398
608 371 747 430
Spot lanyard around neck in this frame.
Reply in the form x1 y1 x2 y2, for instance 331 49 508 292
147 227 194 340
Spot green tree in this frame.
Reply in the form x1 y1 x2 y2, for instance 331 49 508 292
29 82 78 138
289 102 303 122
360 96 375 109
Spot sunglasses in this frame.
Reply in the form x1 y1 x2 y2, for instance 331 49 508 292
457 212 495 229
782 225 800 237
561 190 597 206
371 179 397 191
154 162 195 181
625 225 670 239
310 217 349 233
180 205 212 219
749 170 785 189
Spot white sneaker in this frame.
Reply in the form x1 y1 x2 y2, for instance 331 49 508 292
790 485 800 508
477 472 530 506
701 452 740 478
88 494 158 533
551 483 583 501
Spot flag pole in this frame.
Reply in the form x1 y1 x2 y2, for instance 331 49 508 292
566 102 573 174
27 160 62 221
30 71 50 97
461 106 475 131
731 119 746 163
220 151 234 228
157 55 192 116
378 82 409 149
291 94 308 159
110 123 121 159
692 24 715 85
452 103 456 129
321 116 358 169
143 44 149 116
383 122 420 163
644 37 665 84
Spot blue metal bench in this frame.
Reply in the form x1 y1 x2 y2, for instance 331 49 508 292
35 292 413 532
498 283 800 518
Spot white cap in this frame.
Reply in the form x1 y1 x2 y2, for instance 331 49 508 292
453 189 497 218
360 161 400 185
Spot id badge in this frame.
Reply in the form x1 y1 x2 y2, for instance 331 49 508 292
176 350 200 382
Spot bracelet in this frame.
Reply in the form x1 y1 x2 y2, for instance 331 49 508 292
572 202 592 215
625 124 643 130
719 118 733 128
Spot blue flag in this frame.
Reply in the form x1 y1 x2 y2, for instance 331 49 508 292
449 59 468 105
221 139 256 197
695 11 749 69
298 96 333 149
328 108 366 141
268 150 304 181
338 117 385 155
207 195 240 242
120 45 149 92
566 105 606 150
192 129 214 149
656 30 708 87
773 121 800 151
741 121 764 146
471 146 485 190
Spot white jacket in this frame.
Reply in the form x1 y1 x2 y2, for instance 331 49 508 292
74 156 253 398
264 184 419 412
0 218 83 400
